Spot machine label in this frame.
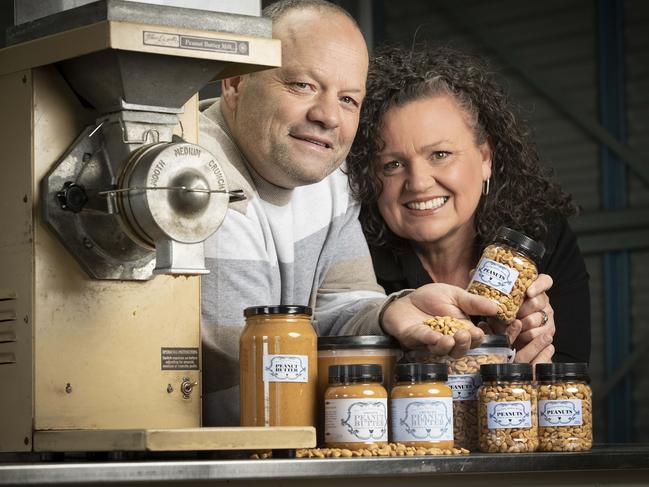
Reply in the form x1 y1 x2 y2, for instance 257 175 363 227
143 31 249 56
161 347 199 370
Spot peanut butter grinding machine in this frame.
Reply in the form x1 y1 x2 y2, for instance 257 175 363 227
0 0 314 453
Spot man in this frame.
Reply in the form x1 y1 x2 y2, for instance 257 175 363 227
199 0 500 426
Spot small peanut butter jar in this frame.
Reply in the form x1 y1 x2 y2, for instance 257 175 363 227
324 364 388 450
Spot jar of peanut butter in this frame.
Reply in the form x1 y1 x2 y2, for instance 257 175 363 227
536 362 592 452
467 227 545 323
390 363 453 448
324 364 388 450
239 305 316 427
317 336 401 444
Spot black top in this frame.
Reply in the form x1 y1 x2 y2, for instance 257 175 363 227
536 362 590 382
480 363 533 381
369 215 590 363
395 362 448 382
243 305 312 317
318 335 400 350
494 226 545 264
329 364 384 384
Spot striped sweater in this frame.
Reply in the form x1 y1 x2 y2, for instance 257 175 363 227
199 100 388 426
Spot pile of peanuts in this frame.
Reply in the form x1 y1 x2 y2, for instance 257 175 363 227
251 443 469 459
423 316 472 335
538 382 592 452
478 382 538 453
467 244 538 323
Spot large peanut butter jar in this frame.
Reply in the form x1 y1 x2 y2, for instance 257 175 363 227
390 363 453 448
239 305 317 427
317 336 401 444
324 364 388 450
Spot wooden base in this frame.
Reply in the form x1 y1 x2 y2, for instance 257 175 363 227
33 427 315 452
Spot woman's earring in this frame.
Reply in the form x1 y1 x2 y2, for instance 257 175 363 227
482 177 490 196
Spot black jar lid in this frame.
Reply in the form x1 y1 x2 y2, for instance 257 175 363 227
535 362 590 382
318 335 400 350
328 364 383 384
478 335 510 348
480 363 533 381
244 305 312 317
494 226 546 264
395 362 448 382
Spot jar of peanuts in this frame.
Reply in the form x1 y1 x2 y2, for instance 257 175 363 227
478 363 538 453
467 227 545 323
406 335 514 450
536 363 592 452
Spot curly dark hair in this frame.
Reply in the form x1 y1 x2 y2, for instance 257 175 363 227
346 45 576 252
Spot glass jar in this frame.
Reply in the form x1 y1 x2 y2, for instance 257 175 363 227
408 335 514 450
467 226 545 323
390 363 453 449
536 363 592 452
478 363 538 453
324 364 388 450
239 305 316 427
317 335 401 444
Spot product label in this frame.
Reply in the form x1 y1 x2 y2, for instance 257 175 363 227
538 399 583 427
325 398 388 443
472 257 519 295
262 354 308 382
391 397 453 442
448 374 482 401
486 400 532 429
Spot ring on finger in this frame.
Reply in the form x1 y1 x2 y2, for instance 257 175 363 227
540 310 549 326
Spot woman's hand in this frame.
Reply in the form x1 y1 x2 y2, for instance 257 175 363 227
481 273 555 365
381 283 497 358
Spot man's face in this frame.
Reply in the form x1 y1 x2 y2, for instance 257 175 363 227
228 9 368 188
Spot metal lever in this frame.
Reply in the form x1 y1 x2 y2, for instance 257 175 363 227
181 377 199 399
98 187 246 203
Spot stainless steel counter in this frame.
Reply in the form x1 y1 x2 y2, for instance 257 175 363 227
1 444 648 486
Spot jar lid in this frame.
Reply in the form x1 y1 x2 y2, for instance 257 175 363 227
480 363 532 381
243 305 312 317
494 226 545 263
395 362 448 382
328 363 383 384
318 335 400 350
535 362 590 382
477 334 510 348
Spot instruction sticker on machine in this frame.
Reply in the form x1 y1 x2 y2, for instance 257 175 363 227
263 354 308 382
161 347 199 370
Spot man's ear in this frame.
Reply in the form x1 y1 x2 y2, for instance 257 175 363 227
221 76 244 112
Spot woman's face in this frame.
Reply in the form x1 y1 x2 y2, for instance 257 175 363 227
375 94 492 247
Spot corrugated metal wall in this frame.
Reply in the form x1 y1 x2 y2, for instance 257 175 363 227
626 0 649 443
372 0 648 443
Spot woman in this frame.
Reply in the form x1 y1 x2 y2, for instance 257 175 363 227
347 46 590 364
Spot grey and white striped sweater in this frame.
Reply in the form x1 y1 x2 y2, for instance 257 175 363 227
199 100 389 426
